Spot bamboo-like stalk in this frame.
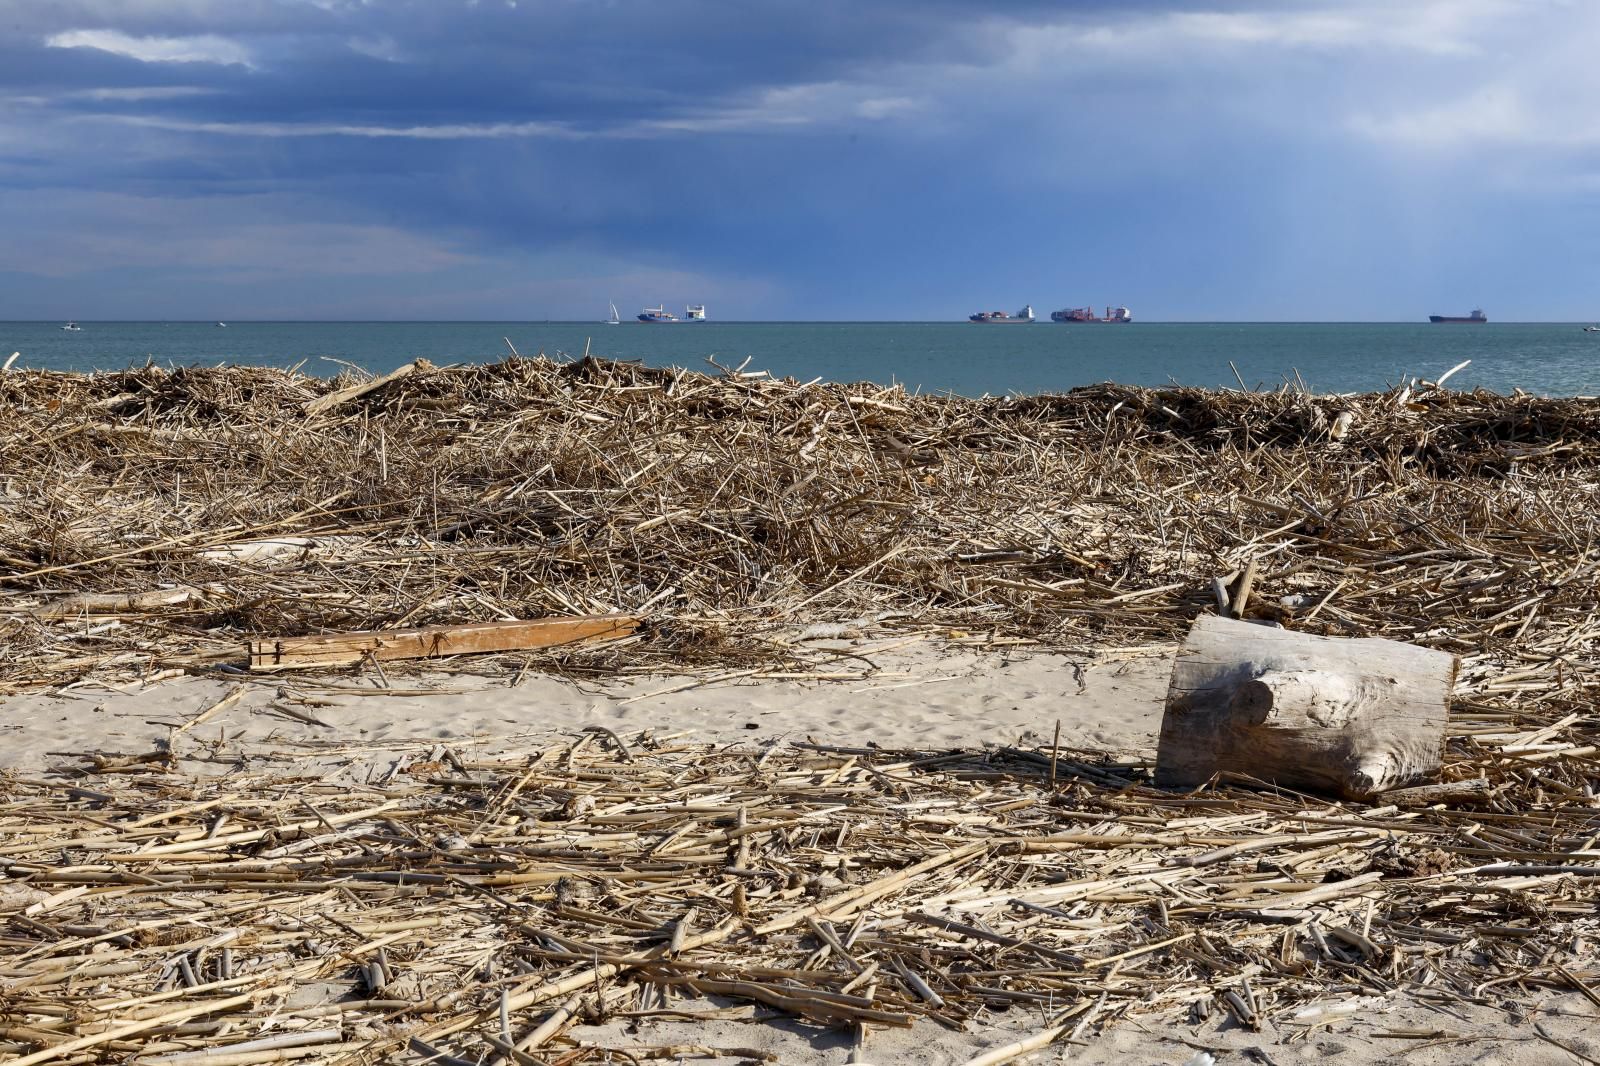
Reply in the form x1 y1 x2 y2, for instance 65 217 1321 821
2 724 1596 1061
956 1024 1070 1066
5 991 269 1066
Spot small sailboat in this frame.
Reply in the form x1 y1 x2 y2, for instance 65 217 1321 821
61 321 82 331
605 301 621 326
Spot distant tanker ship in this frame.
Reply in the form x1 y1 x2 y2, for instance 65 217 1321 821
968 304 1035 323
637 304 707 323
1051 305 1132 323
1429 309 1487 323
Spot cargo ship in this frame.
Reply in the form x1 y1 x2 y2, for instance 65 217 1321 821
638 304 707 323
1051 305 1132 323
969 305 1034 323
1429 309 1487 323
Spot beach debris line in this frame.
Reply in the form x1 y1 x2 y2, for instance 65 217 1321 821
247 613 638 670
1 354 1597 1059
0 354 1598 705
1156 615 1456 799
2 723 1596 1064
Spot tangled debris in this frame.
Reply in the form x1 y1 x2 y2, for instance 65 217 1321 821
2 355 1598 707
2 355 1599 1062
2 727 1597 1064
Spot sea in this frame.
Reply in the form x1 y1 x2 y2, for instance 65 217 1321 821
5 321 1599 398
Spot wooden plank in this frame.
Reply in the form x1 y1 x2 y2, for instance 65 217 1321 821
247 614 637 671
1155 615 1457 799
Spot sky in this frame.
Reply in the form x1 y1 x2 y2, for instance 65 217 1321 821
1 0 1597 321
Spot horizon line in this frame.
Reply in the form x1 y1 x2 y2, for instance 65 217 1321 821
7 318 1596 325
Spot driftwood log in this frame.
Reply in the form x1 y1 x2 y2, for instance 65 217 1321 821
1156 615 1458 799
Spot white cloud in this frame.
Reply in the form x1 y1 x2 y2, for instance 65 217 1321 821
1137 8 1484 56
1341 7 1600 154
1007 1 1516 70
627 81 922 135
112 115 580 139
347 35 404 63
2 85 216 109
47 29 253 67
80 78 918 140
77 86 218 101
1352 83 1600 151
856 96 917 120
27 2 1600 180
1351 86 1525 147
872 0 1600 173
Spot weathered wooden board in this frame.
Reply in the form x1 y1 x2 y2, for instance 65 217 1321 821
247 613 637 671
1155 615 1457 798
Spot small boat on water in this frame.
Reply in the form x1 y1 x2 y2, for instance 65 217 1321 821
969 305 1034 323
216 322 227 328
61 321 82 331
605 301 621 326
1584 325 1599 332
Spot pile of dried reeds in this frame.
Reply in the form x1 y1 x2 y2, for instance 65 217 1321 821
3 355 1599 1062
2 724 1596 1064
3 355 1598 712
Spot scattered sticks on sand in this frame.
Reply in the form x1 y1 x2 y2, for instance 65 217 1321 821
2 354 1598 1060
1 727 1597 1063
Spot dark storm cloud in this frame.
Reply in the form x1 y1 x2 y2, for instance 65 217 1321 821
3 1 1597 320
7 0 1089 267
11 2 1037 120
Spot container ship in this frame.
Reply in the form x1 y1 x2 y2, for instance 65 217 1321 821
968 304 1034 323
1428 309 1487 323
1051 305 1132 323
638 304 707 323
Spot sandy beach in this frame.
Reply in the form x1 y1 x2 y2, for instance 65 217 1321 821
3 357 1598 1064
4 642 1596 1064
0 641 1169 776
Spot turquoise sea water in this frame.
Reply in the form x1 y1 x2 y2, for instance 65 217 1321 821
4 321 1599 397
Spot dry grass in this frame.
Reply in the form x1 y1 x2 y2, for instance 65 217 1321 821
2 355 1599 1062
3 722 1598 1064
2 354 1597 714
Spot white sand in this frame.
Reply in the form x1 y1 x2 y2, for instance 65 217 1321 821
3 641 1591 1064
0 640 1171 777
